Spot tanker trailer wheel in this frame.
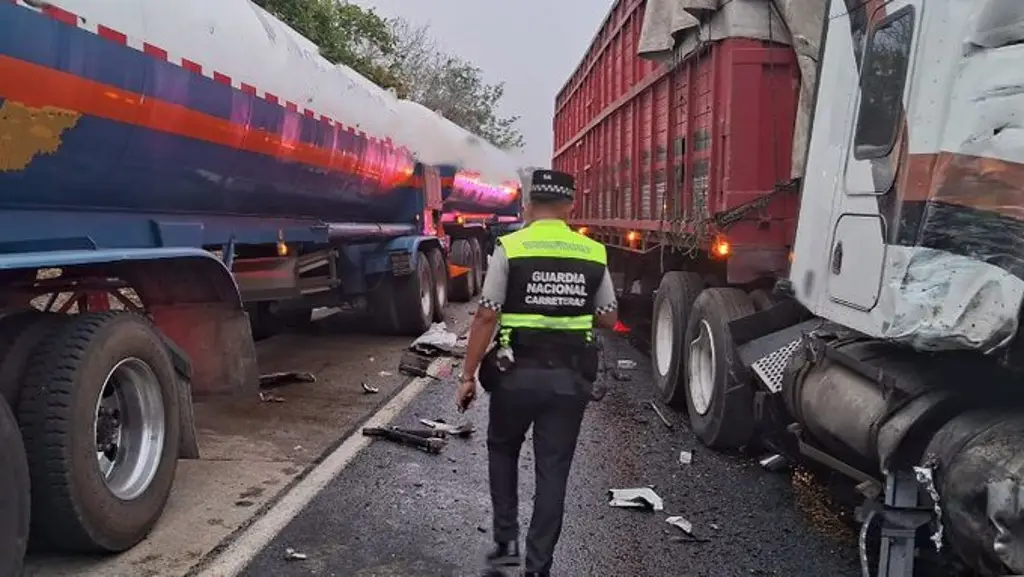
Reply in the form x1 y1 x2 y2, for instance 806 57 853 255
448 239 474 302
17 312 181 552
748 289 776 312
0 395 30 577
468 237 484 295
684 288 756 450
651 272 705 407
0 310 66 408
427 248 448 322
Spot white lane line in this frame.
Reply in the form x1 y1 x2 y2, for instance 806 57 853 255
194 359 451 577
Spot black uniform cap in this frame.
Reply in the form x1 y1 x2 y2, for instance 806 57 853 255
530 169 575 203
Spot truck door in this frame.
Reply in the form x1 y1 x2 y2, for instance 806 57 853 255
827 0 920 311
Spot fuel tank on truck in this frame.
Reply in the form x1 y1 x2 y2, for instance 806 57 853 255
391 100 522 219
0 0 424 225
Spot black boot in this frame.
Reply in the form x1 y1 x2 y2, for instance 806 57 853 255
485 541 521 567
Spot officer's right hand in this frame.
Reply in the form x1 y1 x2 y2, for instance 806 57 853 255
456 376 477 412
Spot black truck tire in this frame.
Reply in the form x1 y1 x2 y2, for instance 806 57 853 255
245 302 279 341
683 288 756 450
468 237 484 295
0 395 30 577
371 252 435 336
18 312 181 552
651 272 705 407
448 239 474 302
748 288 775 312
427 247 448 322
0 311 65 407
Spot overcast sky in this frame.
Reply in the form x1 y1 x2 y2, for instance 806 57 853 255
351 0 613 167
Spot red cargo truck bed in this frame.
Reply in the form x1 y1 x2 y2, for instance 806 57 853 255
553 3 802 284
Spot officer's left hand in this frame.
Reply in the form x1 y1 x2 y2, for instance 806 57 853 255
456 377 477 412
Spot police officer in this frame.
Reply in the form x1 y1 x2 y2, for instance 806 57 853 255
456 169 618 576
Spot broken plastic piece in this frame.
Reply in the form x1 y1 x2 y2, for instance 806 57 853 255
409 322 463 357
617 359 637 370
284 547 307 561
759 454 788 471
361 382 379 394
666 515 693 534
608 487 664 511
679 451 692 465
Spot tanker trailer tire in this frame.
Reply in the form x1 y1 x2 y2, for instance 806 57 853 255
468 237 484 296
372 251 436 336
0 311 66 408
448 239 474 303
17 312 180 553
0 395 30 577
651 272 705 407
245 302 279 342
748 289 775 312
683 288 756 450
427 248 448 322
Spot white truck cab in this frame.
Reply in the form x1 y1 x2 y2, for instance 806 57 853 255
792 0 1024 354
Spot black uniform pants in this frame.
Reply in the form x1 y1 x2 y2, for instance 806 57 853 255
487 365 590 574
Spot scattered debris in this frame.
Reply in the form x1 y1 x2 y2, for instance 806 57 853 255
667 515 710 543
362 426 447 454
420 418 474 437
617 359 637 370
284 547 307 561
759 454 788 472
361 382 379 394
378 370 393 377
608 487 664 511
648 401 674 429
679 450 692 465
409 322 464 357
259 371 315 389
609 369 632 382
399 350 434 377
259 392 285 403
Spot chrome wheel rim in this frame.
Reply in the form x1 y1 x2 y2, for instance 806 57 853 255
94 358 166 501
687 320 716 416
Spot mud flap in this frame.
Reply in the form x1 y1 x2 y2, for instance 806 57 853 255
161 335 201 460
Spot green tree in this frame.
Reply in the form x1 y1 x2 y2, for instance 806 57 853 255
376 18 526 150
253 0 403 91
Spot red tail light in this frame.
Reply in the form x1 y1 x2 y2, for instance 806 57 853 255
613 320 630 334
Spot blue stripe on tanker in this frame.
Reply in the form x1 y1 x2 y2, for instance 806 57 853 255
0 3 421 227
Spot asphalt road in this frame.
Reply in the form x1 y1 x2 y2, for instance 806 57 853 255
241 334 861 577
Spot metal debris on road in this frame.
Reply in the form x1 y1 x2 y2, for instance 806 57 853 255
284 547 307 561
679 450 692 465
362 426 447 454
378 370 393 377
759 454 788 471
259 392 285 403
361 382 379 394
616 359 637 370
259 371 316 389
608 487 665 511
419 418 474 437
648 401 674 429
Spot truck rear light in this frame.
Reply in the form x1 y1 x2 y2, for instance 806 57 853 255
626 231 639 243
711 237 730 258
